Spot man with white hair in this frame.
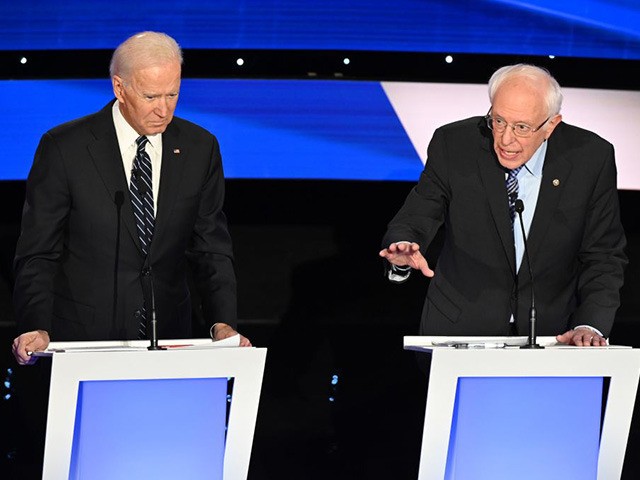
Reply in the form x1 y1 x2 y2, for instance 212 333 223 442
380 64 627 346
13 31 250 362
10 32 250 475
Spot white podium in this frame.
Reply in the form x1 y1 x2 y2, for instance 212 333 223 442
405 336 640 480
36 338 266 480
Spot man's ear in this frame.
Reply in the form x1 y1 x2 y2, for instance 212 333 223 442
544 114 562 140
112 75 125 103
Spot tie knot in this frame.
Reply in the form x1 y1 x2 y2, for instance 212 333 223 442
508 166 524 179
136 135 149 150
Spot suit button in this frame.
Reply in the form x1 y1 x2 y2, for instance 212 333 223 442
134 310 142 319
142 267 151 276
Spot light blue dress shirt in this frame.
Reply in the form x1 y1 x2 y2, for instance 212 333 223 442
513 141 547 273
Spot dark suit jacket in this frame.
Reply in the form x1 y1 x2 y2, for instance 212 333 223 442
383 117 627 337
13 101 237 341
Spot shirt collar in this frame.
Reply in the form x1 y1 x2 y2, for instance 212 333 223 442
522 140 547 177
112 100 162 151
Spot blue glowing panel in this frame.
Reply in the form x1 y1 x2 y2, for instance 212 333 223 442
0 79 422 181
69 377 228 480
445 377 602 480
2 80 112 181
2 1 639 59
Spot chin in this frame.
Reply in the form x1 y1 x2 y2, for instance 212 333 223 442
497 153 525 169
145 126 168 135
500 158 520 167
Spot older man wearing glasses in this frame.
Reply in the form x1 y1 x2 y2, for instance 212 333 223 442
380 64 627 347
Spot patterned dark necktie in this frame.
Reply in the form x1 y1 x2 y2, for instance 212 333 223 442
506 166 523 225
130 135 155 338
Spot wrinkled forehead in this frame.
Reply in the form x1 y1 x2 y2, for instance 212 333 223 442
492 79 548 120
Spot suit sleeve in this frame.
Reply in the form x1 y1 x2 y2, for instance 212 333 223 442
382 127 450 253
185 136 238 329
13 133 70 334
571 144 627 335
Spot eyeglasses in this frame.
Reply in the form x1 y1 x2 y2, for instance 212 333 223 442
485 109 550 138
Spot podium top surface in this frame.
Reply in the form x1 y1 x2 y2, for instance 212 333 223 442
404 336 634 351
32 336 242 357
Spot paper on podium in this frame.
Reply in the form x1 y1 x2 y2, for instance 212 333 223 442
404 335 632 351
32 334 241 357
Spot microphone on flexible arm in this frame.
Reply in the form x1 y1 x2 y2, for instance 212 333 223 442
111 191 125 338
515 199 544 349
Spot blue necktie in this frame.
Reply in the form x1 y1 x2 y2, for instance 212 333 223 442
130 136 155 338
506 166 523 226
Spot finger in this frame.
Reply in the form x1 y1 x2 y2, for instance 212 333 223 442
572 333 587 346
419 263 435 278
385 243 400 253
398 242 418 253
586 335 606 347
575 332 598 347
14 346 31 365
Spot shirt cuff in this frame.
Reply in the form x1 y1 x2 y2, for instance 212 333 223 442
388 264 412 283
209 323 219 339
573 325 605 338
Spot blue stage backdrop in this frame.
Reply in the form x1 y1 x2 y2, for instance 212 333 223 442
2 1 640 59
0 79 423 181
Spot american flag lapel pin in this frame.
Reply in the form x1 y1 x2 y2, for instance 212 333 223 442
173 148 180 154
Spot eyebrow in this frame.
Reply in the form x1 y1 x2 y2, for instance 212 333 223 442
492 113 536 125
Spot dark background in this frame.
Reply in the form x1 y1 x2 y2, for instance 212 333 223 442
1 45 640 480
1 176 640 478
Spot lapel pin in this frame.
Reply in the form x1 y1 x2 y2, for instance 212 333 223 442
173 148 180 154
552 179 560 187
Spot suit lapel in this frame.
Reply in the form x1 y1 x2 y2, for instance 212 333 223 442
152 122 187 253
86 102 142 253
526 136 572 260
477 133 518 275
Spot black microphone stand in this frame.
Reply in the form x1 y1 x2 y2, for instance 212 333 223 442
143 268 164 351
111 191 124 339
147 278 163 351
515 200 544 349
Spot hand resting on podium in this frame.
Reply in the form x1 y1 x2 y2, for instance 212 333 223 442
556 327 607 347
12 322 251 365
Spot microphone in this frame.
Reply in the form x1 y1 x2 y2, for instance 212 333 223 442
515 199 543 349
141 266 164 351
111 191 125 338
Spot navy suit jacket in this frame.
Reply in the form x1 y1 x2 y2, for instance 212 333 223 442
383 117 627 337
14 101 237 341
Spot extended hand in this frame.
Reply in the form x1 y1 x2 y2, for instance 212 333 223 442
556 328 607 347
379 242 434 277
12 330 50 365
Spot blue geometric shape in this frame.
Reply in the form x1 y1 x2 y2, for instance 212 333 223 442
0 78 423 181
445 377 602 480
69 377 228 480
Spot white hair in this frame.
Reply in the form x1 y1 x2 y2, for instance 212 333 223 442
488 64 563 116
110 31 183 80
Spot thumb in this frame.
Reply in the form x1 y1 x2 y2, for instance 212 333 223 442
417 257 434 278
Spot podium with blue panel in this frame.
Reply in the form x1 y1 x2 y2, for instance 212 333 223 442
36 338 266 480
404 336 640 480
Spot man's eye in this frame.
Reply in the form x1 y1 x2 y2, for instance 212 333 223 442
515 124 531 132
494 118 506 126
